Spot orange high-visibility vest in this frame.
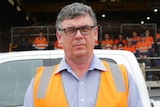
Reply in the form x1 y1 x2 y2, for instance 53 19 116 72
33 61 128 107
136 41 151 53
101 39 114 49
33 37 48 49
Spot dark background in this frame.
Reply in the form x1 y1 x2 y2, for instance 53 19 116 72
0 0 160 52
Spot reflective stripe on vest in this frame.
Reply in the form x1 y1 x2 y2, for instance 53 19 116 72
36 61 125 98
107 62 125 92
36 66 54 98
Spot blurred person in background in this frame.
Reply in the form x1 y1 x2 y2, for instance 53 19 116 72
136 33 152 80
130 31 140 45
32 31 48 50
144 29 155 56
123 38 136 55
114 33 127 50
100 33 113 49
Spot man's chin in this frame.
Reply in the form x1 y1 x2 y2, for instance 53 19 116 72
74 50 87 57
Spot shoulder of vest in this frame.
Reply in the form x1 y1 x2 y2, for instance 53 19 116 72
35 64 59 76
34 64 60 98
35 66 45 75
101 60 127 74
44 64 60 73
101 60 128 92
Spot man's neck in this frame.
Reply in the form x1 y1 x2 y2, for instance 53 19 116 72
66 55 93 78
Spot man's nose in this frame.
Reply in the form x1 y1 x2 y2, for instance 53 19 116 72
74 30 83 39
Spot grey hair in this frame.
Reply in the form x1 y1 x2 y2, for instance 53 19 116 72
55 2 97 29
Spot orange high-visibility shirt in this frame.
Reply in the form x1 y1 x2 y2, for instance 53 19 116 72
130 36 140 45
145 36 154 45
33 37 48 49
114 39 127 50
136 40 151 53
123 45 136 53
101 39 113 49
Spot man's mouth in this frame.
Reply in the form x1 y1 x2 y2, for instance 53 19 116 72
74 44 84 48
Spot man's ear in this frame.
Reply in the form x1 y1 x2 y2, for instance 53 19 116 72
56 31 62 44
94 26 98 41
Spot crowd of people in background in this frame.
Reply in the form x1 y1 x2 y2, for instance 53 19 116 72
22 28 160 80
54 29 160 71
100 30 153 57
96 29 160 80
98 29 160 70
53 29 160 57
32 29 160 69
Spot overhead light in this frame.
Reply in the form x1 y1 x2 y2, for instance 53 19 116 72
141 21 144 24
147 16 150 20
16 6 21 11
26 16 29 21
8 0 14 6
154 8 158 13
102 14 106 18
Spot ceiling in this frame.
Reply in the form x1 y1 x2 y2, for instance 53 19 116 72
20 0 160 25
0 0 160 32
20 0 160 12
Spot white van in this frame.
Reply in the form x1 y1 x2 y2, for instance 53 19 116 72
0 49 159 107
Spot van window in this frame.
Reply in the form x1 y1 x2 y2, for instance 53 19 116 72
0 59 43 106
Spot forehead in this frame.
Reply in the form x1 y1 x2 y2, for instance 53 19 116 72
61 14 93 28
39 32 43 35
105 34 109 36
133 32 137 34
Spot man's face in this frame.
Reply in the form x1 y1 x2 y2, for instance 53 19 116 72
39 32 43 38
140 36 145 41
145 30 150 36
104 34 109 39
132 32 137 37
118 34 123 40
56 14 98 59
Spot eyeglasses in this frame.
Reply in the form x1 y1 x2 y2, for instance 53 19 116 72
58 25 95 36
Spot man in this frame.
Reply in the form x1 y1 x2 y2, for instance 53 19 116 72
130 31 140 45
114 33 127 50
144 29 155 56
101 33 113 49
24 2 143 107
123 38 136 55
32 31 48 50
136 33 152 80
144 29 154 48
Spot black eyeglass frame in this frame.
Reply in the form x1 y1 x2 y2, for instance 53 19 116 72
57 25 96 36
